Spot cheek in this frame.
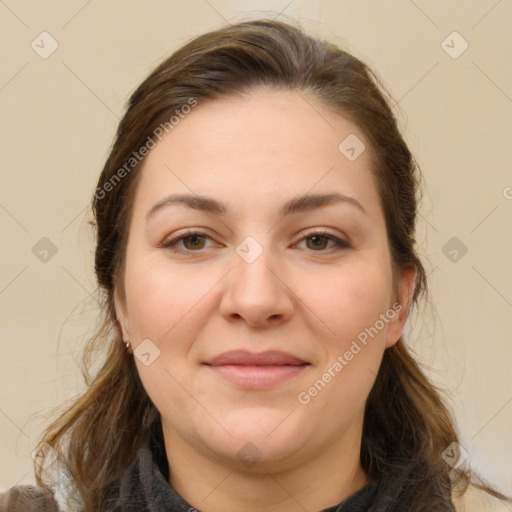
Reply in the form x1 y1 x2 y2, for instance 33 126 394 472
298 258 393 405
124 256 216 424
123 255 217 344
303 257 393 345
297 290 388 422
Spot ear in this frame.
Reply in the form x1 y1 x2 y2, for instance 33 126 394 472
114 288 131 342
384 265 417 348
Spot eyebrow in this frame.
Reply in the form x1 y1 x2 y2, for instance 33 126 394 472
145 192 367 221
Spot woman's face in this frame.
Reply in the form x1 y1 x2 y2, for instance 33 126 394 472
116 89 414 472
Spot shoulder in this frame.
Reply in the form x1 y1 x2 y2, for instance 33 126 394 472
0 485 61 512
452 485 512 512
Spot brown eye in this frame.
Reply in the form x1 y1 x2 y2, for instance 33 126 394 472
160 231 213 252
181 234 206 250
299 232 350 251
305 234 329 250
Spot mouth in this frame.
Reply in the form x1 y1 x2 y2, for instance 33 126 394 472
203 350 310 390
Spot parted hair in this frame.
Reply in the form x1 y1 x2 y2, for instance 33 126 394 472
30 18 510 511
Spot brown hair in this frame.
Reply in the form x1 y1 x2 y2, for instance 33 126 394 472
34 18 510 511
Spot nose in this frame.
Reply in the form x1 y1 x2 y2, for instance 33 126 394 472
219 240 294 328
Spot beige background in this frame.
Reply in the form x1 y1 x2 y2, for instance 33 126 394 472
1 0 511 496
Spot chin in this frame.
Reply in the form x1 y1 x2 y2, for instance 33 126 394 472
198 408 310 468
209 436 307 474
222 406 298 436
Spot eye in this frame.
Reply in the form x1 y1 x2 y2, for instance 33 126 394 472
160 229 350 254
160 231 214 252
296 231 350 252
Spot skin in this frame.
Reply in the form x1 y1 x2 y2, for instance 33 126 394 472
115 89 416 512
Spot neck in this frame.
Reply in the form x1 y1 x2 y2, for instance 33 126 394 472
163 420 368 512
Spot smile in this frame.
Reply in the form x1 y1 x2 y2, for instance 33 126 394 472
205 363 309 389
203 350 311 390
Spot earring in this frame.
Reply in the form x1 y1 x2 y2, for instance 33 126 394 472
124 341 130 349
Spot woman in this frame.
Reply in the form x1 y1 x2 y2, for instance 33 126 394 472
1 18 510 512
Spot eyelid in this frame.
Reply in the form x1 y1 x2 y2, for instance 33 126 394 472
159 227 351 253
158 228 218 249
296 227 350 246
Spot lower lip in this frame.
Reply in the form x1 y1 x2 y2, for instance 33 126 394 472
206 364 309 389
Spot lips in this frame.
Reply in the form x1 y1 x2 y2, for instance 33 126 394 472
204 350 308 367
203 350 310 389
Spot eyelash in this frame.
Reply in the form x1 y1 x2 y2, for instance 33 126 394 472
159 229 351 254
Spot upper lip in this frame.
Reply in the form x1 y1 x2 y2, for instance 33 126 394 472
204 350 309 366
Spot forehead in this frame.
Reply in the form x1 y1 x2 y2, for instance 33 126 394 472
132 89 380 219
